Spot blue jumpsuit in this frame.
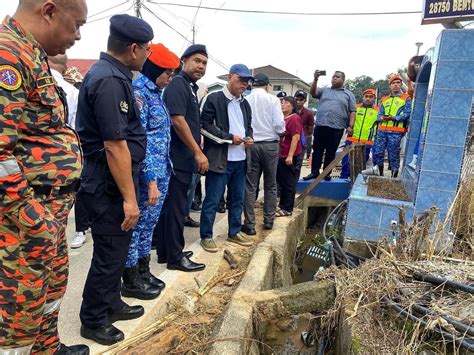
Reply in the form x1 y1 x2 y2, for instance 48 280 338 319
373 95 411 172
126 74 172 267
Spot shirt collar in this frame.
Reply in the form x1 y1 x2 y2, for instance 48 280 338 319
390 91 403 97
4 16 46 60
179 70 199 93
100 52 133 81
223 84 243 102
133 73 158 92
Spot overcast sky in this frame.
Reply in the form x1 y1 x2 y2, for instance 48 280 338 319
1 0 448 86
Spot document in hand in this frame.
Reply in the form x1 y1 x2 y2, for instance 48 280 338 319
201 128 233 144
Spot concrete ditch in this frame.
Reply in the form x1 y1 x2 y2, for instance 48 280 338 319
209 207 336 354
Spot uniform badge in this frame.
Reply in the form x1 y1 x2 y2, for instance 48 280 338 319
36 76 54 88
120 101 129 113
0 65 22 91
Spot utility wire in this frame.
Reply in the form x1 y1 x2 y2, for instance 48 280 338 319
148 2 422 16
87 1 130 19
143 3 230 71
86 4 134 24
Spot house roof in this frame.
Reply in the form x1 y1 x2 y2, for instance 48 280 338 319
67 59 97 76
218 65 303 81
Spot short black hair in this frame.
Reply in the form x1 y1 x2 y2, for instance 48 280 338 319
335 71 346 80
107 36 131 54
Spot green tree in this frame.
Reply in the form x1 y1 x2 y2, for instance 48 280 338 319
345 75 392 104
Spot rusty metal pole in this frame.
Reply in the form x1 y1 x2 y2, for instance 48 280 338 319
350 143 366 184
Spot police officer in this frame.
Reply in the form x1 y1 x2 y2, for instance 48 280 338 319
76 14 154 346
0 1 88 354
152 44 209 272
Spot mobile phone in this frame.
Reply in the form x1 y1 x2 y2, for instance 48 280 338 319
319 70 326 76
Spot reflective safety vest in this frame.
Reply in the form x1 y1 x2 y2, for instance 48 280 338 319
347 104 378 145
378 93 410 133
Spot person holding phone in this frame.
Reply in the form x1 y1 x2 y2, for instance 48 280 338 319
304 70 356 181
199 64 254 252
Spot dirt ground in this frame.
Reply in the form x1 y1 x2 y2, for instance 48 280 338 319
367 176 411 202
116 209 273 355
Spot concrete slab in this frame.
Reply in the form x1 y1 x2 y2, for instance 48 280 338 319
60 207 226 353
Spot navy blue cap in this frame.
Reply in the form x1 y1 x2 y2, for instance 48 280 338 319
229 64 253 79
276 91 287 98
181 44 208 59
294 90 307 99
254 73 271 86
110 14 154 43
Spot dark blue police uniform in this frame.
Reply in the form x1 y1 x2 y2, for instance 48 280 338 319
76 52 146 329
152 71 201 264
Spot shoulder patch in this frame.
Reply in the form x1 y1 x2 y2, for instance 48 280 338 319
0 65 22 91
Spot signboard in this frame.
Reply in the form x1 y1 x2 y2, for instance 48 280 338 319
422 0 474 24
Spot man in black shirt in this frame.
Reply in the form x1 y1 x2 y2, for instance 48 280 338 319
76 14 155 345
152 44 208 272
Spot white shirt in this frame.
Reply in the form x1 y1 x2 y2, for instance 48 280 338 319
223 85 246 161
51 69 79 129
245 88 284 142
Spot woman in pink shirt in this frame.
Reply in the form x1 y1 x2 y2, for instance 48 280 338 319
276 96 303 217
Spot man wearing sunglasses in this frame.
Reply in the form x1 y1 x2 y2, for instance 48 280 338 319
76 14 154 345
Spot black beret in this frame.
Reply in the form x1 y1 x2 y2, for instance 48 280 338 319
181 44 208 59
110 14 154 43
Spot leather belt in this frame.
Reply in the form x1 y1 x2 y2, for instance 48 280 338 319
254 140 279 144
32 181 80 196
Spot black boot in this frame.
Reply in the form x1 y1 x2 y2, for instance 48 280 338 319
122 265 161 300
138 256 165 290
378 165 384 176
391 169 398 178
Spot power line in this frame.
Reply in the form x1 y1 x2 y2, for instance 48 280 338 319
143 3 230 71
87 1 130 19
148 2 422 16
86 4 134 24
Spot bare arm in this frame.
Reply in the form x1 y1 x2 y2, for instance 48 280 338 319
286 134 301 165
172 114 209 174
104 140 139 231
310 70 322 98
347 111 356 136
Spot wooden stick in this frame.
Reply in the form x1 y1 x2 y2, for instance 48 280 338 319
295 144 353 207
100 313 178 354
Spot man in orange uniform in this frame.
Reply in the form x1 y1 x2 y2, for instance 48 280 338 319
0 0 88 354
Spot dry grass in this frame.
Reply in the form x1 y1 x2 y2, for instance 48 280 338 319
315 183 474 354
452 177 474 259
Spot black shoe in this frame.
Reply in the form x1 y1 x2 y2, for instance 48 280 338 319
217 204 226 213
157 251 193 264
391 169 399 178
263 222 273 230
109 303 144 323
138 256 165 289
167 256 205 272
122 266 161 300
378 165 384 176
303 173 319 181
184 216 200 228
241 225 256 236
190 201 201 211
80 324 124 346
57 343 90 355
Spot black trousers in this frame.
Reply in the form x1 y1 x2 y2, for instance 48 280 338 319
80 194 132 328
74 192 90 232
153 169 192 264
310 125 345 176
277 155 301 212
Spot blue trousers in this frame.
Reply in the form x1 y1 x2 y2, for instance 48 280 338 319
200 160 246 239
373 131 402 171
126 166 171 267
185 173 200 216
340 141 372 179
